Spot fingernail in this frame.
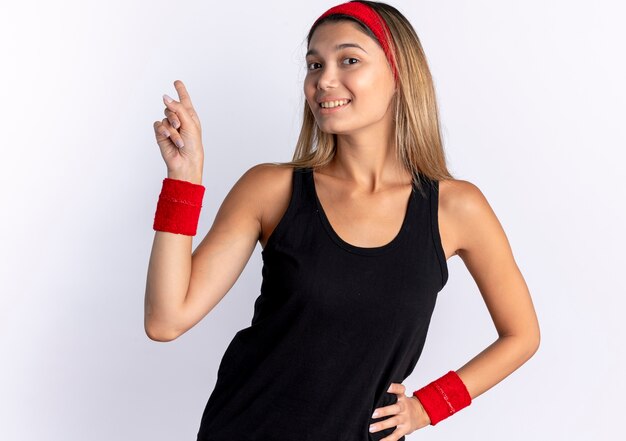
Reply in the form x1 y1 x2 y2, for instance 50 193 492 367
372 410 379 418
162 130 170 137
173 120 179 129
163 94 173 103
387 385 392 392
175 139 184 148
369 425 376 432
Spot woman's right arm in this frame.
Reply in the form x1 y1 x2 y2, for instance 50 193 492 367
145 80 265 341
144 164 266 342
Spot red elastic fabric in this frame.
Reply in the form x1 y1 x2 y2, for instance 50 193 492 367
413 370 472 426
311 1 398 82
153 178 206 236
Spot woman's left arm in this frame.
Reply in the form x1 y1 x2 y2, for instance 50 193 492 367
445 179 541 399
368 180 541 439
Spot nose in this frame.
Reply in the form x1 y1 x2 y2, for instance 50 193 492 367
317 65 338 90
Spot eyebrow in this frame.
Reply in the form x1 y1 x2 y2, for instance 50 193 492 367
306 43 368 58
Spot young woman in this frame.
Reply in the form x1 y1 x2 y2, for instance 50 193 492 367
146 1 540 440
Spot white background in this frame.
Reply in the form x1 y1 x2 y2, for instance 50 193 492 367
1 0 624 439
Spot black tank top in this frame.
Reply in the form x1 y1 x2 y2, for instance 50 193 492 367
196 166 448 441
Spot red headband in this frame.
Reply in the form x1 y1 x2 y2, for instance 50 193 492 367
311 1 398 82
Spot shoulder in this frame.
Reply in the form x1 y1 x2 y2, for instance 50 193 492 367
240 161 295 212
238 163 296 247
438 178 501 256
221 163 293 219
438 178 489 216
233 162 293 190
240 162 295 199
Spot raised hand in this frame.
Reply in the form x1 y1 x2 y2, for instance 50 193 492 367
369 382 431 440
153 80 204 184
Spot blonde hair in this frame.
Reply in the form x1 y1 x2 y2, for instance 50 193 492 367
270 1 453 194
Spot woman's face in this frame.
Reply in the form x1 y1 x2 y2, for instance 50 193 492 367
304 20 397 136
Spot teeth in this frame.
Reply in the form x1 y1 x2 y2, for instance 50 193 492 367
320 99 350 108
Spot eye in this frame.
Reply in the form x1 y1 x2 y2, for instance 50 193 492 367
306 58 360 71
307 62 321 71
343 57 359 66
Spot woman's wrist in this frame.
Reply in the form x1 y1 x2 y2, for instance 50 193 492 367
410 396 431 426
167 171 203 185
412 370 472 426
153 177 206 236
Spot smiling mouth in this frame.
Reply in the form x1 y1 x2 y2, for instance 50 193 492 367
319 99 352 109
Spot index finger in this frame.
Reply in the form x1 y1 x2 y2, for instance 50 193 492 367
173 79 195 109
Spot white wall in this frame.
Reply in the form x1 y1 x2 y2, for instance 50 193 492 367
1 0 624 439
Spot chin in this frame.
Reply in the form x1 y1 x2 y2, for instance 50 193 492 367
317 122 363 135
318 126 349 135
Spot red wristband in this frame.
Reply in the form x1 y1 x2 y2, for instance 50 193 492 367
413 370 472 426
153 178 206 236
